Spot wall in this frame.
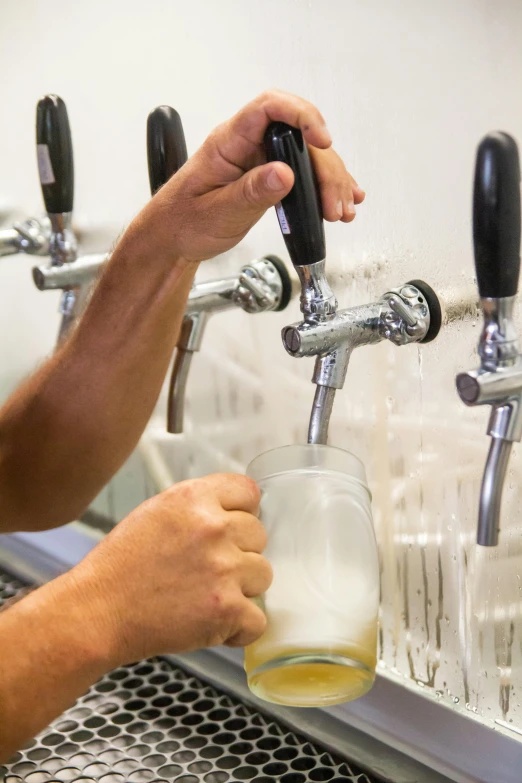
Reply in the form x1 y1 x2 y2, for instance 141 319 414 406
1 0 522 739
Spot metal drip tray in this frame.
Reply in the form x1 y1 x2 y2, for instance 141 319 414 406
0 570 380 783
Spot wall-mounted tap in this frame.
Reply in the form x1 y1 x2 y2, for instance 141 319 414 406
167 255 292 433
456 132 521 547
264 122 442 445
35 95 79 344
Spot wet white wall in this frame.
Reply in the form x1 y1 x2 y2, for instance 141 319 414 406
1 0 522 737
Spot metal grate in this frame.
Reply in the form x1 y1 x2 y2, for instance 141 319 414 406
0 570 381 783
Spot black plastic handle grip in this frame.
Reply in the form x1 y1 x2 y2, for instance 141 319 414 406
36 94 74 214
147 106 188 196
264 122 325 267
473 132 521 298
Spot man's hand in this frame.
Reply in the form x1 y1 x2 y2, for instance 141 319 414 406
0 473 270 760
65 473 270 663
132 89 365 263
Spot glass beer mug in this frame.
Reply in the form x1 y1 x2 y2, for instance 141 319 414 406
244 444 379 707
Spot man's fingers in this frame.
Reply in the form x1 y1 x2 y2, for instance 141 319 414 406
239 553 273 598
224 600 267 648
225 511 267 554
212 90 332 174
320 183 346 222
309 146 363 223
353 181 366 205
250 89 332 148
201 473 261 513
232 161 294 214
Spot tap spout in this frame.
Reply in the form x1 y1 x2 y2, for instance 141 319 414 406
167 347 194 434
477 436 512 546
308 385 336 444
167 313 208 434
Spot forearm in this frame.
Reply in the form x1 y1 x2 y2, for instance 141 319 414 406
0 571 117 762
0 212 197 531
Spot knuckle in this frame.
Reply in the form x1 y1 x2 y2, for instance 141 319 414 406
208 551 237 580
196 509 227 540
242 175 259 207
168 478 200 504
258 88 279 104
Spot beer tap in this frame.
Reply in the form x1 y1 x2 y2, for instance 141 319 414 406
265 122 442 444
456 132 521 546
35 94 78 344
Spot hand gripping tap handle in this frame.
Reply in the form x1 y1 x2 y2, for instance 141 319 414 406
473 132 521 300
147 106 188 196
264 122 325 267
36 95 74 215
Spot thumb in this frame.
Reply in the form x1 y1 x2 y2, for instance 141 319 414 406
229 161 294 217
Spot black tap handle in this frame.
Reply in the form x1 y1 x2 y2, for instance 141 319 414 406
147 106 188 196
473 132 521 299
36 94 74 215
264 122 325 267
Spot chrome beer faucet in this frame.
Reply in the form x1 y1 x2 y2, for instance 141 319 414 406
456 132 522 546
264 122 442 445
167 254 291 433
35 95 79 344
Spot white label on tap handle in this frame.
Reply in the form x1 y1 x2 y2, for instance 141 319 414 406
37 144 55 185
276 202 291 234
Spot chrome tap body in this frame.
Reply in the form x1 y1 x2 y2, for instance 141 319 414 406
33 253 107 290
456 132 521 546
284 280 436 444
167 255 291 433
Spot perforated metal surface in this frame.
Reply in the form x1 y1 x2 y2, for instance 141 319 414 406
0 569 381 783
